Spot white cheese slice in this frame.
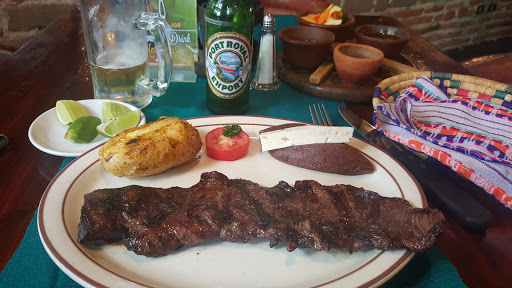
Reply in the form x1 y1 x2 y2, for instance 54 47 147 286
260 125 354 152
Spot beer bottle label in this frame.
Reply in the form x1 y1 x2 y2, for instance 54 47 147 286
205 32 251 99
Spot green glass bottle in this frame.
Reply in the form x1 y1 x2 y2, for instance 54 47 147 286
205 0 253 115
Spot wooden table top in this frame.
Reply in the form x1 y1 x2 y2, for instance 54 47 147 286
0 11 511 287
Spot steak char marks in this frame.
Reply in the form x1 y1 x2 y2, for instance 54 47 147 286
77 171 444 257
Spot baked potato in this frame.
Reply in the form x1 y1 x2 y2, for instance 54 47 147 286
98 116 202 177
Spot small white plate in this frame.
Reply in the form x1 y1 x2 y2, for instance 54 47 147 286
28 99 146 157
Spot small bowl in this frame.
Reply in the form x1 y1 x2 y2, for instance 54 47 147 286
278 26 335 69
354 24 411 59
333 43 384 86
297 11 356 42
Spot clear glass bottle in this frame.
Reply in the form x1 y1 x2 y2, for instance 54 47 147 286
251 14 279 91
205 0 253 115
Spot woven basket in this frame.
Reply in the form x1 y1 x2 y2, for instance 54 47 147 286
372 71 512 109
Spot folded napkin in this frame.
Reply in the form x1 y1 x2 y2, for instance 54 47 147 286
374 76 512 210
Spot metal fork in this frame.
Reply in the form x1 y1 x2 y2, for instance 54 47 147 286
309 103 333 126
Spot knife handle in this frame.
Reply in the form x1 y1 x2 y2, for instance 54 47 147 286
383 143 492 233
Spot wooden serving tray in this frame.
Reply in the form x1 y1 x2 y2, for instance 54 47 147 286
277 52 418 103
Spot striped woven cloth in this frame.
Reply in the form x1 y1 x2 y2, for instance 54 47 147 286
374 76 512 210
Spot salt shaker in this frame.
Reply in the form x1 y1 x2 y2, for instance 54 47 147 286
251 14 279 91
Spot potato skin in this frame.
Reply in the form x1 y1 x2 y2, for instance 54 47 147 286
99 117 202 177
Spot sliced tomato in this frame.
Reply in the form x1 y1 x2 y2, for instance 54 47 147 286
205 127 250 161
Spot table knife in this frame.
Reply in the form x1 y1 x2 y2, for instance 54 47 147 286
338 106 492 232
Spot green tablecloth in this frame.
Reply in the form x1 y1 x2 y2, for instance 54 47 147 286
0 15 466 288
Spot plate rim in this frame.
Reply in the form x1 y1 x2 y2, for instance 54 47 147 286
38 115 425 288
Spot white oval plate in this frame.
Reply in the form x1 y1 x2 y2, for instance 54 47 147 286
28 99 146 157
38 115 426 288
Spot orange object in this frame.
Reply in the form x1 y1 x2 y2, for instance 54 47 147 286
300 16 316 23
305 13 320 20
331 10 342 19
317 4 332 25
301 13 320 24
300 4 344 25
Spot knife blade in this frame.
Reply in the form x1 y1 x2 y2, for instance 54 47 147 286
338 106 492 232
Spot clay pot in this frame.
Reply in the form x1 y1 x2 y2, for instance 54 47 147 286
354 24 411 59
333 43 384 86
278 26 335 69
297 12 356 42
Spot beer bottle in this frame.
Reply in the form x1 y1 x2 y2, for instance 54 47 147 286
205 0 253 115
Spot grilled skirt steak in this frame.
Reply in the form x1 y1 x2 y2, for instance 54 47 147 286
77 171 444 257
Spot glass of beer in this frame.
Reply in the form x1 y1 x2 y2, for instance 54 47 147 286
79 0 172 108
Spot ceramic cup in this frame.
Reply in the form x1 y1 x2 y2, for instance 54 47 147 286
354 24 410 59
333 43 384 86
278 26 335 69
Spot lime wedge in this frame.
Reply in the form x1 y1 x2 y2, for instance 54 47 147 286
64 116 101 143
56 100 89 125
97 109 141 137
102 102 132 123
